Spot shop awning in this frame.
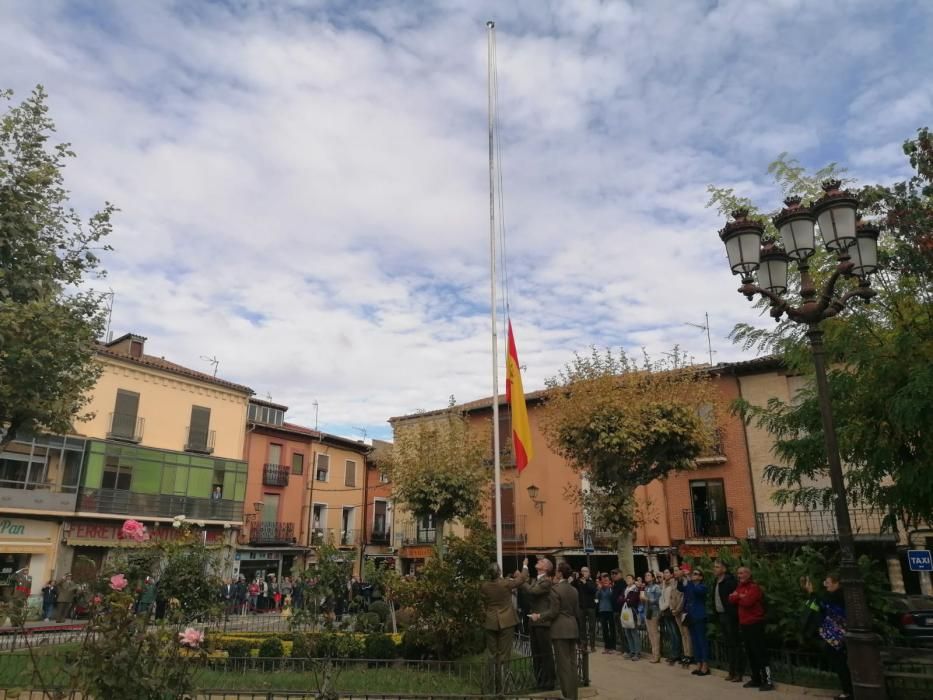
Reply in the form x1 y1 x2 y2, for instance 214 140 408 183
0 543 53 554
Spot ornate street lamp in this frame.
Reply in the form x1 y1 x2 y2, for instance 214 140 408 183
718 180 885 700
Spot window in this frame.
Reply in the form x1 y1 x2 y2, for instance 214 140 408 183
187 406 212 452
688 479 730 537
311 504 327 543
291 453 304 476
315 454 330 482
697 404 724 458
341 507 355 545
110 389 140 440
212 463 225 495
490 412 513 465
373 500 388 536
101 455 132 490
248 403 285 426
263 493 280 523
379 470 390 484
267 443 282 466
345 460 356 487
416 514 436 543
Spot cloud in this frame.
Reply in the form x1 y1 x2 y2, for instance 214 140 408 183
1 0 929 439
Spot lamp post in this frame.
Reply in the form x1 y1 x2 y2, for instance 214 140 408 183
718 180 885 700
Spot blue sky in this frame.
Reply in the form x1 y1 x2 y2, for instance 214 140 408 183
2 0 931 440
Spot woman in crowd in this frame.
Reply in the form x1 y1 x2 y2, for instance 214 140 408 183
659 568 683 665
803 574 852 700
619 574 642 660
678 567 710 676
643 571 663 662
596 573 617 654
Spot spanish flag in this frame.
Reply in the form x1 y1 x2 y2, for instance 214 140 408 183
505 320 534 472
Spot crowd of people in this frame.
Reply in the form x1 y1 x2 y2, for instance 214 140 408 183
218 573 375 616
483 557 855 700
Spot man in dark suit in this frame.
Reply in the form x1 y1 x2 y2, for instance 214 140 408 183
552 561 581 700
521 557 558 691
481 558 529 693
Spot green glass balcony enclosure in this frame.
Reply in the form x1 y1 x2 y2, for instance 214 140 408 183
77 440 246 521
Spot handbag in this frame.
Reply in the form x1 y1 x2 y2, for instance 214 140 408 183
620 603 636 630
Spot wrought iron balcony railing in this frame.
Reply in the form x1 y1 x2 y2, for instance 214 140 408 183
262 463 290 487
682 508 735 539
491 515 527 543
755 509 894 542
395 522 439 547
107 412 145 443
185 427 216 454
368 529 391 545
249 521 296 545
571 512 615 543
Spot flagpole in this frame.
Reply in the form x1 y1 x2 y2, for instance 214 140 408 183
487 19 504 572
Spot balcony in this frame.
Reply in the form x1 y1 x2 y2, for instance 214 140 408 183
571 512 615 545
107 412 145 443
307 528 360 547
77 488 242 521
185 427 216 455
369 529 391 546
395 522 439 547
250 521 296 545
491 515 527 543
682 508 735 540
262 463 290 487
755 510 896 543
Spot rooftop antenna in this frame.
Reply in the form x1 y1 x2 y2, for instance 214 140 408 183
352 426 368 442
200 355 220 377
103 288 115 342
312 401 319 431
685 312 714 366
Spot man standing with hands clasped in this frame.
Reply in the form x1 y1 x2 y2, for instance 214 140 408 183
551 561 581 700
480 558 529 695
521 557 558 692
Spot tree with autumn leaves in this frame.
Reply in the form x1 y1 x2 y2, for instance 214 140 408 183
541 348 720 573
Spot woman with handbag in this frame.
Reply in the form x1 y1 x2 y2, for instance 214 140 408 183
643 571 663 662
618 574 642 660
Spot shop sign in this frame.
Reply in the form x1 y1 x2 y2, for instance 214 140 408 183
68 522 224 545
0 518 57 542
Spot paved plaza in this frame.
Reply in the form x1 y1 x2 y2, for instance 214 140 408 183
585 652 833 700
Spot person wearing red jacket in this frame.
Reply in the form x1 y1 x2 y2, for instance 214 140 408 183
729 567 774 691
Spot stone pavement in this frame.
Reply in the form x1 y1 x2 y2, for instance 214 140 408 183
584 652 835 700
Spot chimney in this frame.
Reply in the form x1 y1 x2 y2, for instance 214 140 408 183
105 333 147 359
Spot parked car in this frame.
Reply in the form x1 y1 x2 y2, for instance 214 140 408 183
886 593 933 646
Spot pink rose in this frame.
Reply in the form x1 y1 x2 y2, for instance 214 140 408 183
120 519 149 542
178 627 204 648
92 594 102 606
109 574 128 591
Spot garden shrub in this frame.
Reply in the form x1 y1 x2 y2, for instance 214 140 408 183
224 640 253 659
290 633 316 659
369 600 390 624
258 636 285 658
355 611 383 633
400 627 435 660
316 632 365 659
364 633 397 660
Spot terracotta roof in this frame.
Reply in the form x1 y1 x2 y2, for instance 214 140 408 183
716 355 784 374
251 420 370 453
95 346 253 394
389 387 548 424
250 397 289 410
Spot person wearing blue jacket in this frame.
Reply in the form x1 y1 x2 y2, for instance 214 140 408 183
677 567 710 676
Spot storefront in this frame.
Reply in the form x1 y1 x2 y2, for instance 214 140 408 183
233 548 305 583
62 520 228 581
0 518 59 600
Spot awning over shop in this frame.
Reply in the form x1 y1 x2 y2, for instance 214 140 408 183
0 543 54 554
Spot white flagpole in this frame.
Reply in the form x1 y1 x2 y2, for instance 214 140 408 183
487 19 504 572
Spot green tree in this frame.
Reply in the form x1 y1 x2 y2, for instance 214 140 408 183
387 404 490 560
541 347 720 573
0 86 114 449
711 129 933 529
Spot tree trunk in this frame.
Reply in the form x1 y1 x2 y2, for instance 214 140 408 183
435 518 446 562
616 531 634 574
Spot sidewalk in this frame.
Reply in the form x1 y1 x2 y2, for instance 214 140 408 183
586 652 835 700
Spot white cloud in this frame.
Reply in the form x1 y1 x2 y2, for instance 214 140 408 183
1 0 929 438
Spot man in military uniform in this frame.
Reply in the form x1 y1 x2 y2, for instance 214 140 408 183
481 557 529 693
551 561 581 700
54 573 76 623
521 557 558 691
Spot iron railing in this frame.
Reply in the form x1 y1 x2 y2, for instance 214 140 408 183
490 515 527 543
755 509 895 542
368 529 391 545
571 512 615 544
395 522 439 546
262 463 290 487
249 521 296 545
185 426 216 454
682 508 734 539
107 411 145 442
308 528 360 547
76 488 242 520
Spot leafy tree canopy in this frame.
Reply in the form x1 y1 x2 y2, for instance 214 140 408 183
711 128 933 529
0 85 114 448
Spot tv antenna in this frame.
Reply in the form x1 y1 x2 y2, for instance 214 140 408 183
352 426 368 441
684 312 714 366
200 355 220 377
312 401 319 431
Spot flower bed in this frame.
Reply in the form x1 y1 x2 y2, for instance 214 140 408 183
211 631 404 660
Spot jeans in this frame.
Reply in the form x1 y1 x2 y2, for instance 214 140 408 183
42 603 54 620
623 627 641 657
599 610 617 650
661 612 682 659
689 618 709 663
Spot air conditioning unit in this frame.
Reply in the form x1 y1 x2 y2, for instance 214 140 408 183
746 527 757 540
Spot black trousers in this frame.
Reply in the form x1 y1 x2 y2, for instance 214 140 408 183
740 622 770 684
824 643 853 696
578 608 597 650
719 612 745 678
529 626 556 690
599 610 616 650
